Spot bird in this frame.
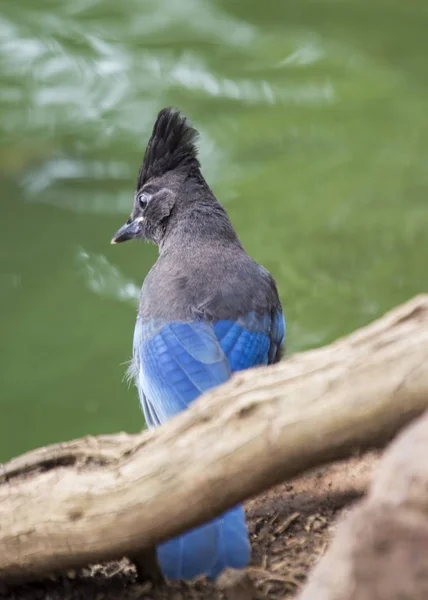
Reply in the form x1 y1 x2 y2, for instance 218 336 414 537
111 107 285 581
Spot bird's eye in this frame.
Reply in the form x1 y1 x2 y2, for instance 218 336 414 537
137 191 150 208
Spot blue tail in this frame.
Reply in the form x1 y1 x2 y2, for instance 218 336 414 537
157 506 250 581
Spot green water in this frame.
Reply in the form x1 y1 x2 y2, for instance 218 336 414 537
1 0 427 462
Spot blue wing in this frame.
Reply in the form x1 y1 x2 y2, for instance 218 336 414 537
132 310 285 580
133 319 231 426
213 310 285 371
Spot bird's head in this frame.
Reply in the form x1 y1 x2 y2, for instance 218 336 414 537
111 107 202 246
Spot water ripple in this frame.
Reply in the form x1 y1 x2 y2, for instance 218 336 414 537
77 248 140 304
170 57 335 105
1 0 337 217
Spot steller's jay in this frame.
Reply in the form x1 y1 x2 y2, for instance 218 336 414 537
111 108 285 581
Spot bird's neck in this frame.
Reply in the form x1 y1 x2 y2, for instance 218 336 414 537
159 201 242 256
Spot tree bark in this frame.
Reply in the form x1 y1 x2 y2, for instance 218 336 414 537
1 295 428 582
298 410 428 600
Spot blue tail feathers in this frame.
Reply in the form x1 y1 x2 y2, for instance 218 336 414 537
157 506 250 581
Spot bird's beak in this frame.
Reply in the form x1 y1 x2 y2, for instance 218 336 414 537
111 217 144 244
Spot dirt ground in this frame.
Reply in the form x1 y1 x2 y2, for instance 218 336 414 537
1 453 378 600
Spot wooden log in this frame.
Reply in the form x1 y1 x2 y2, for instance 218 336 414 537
298 410 428 600
1 295 428 582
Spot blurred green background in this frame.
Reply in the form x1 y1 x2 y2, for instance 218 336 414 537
1 0 427 461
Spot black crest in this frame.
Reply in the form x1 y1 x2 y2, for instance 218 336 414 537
137 108 200 189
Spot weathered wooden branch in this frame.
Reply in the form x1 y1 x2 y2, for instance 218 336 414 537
1 295 428 582
298 409 428 600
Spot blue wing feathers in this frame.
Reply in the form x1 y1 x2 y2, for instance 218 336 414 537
169 322 225 363
133 309 285 580
139 322 231 422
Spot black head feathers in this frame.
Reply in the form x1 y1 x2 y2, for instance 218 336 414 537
137 108 200 189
